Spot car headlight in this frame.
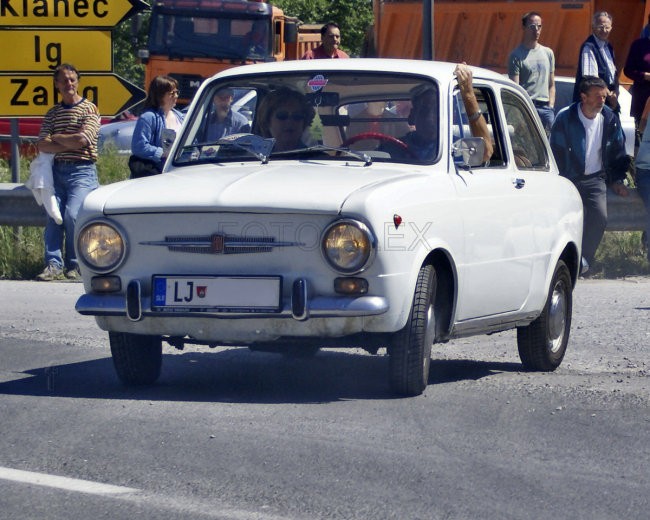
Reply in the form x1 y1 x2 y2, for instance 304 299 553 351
77 221 126 273
322 219 375 274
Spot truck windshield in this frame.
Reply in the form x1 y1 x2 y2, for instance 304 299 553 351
149 13 271 61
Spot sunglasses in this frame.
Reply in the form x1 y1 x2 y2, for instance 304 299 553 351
274 111 305 121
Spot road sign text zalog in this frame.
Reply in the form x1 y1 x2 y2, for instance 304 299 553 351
9 78 101 106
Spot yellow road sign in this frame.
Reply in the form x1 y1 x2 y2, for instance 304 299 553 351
0 73 146 117
0 0 149 28
0 30 112 72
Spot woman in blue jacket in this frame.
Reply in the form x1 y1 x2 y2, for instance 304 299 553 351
129 75 184 178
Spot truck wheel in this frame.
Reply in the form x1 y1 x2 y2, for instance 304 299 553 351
389 264 436 396
109 332 162 386
517 260 572 371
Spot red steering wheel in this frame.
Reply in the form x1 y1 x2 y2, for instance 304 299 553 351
341 132 414 157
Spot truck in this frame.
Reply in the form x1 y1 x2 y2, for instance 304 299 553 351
139 0 322 105
366 0 650 83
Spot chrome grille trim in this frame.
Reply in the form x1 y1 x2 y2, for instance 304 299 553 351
140 234 305 254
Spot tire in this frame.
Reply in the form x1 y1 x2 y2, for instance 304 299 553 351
517 260 572 371
389 264 436 396
109 332 163 386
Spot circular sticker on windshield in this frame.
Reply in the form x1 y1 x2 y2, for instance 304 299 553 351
307 75 328 92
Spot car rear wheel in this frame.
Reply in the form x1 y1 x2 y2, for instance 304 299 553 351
517 260 572 371
389 264 436 396
109 332 162 385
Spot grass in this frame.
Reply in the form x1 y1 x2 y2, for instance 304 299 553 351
0 146 129 279
1 148 649 280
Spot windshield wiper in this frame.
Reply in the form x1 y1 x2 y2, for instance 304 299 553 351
271 144 373 166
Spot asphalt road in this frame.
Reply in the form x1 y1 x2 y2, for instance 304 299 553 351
0 279 649 520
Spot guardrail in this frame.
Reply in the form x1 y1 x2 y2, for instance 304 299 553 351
0 182 648 231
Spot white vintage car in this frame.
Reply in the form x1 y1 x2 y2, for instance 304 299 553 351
75 59 583 396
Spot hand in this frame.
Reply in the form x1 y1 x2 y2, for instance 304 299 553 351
607 91 619 110
454 62 473 90
611 182 629 197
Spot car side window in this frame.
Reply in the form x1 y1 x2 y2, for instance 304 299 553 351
501 90 549 170
452 86 505 167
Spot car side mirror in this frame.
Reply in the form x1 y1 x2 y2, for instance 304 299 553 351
452 137 485 167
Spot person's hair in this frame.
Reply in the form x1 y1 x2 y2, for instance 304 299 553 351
53 63 79 82
255 87 315 137
592 11 612 26
320 22 340 37
522 11 542 27
579 75 607 95
143 75 179 110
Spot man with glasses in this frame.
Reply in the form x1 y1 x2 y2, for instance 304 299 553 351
508 11 556 133
573 11 619 112
35 63 100 281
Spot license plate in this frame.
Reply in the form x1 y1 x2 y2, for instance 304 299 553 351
152 276 281 312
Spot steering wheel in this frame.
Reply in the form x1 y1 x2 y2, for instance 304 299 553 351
341 132 414 157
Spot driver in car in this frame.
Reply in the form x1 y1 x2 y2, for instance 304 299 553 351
383 63 493 162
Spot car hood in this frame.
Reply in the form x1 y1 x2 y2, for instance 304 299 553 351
94 161 427 215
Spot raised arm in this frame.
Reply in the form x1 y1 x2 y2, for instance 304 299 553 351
454 63 494 161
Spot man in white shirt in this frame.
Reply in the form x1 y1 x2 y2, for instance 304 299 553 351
550 77 629 274
573 11 619 112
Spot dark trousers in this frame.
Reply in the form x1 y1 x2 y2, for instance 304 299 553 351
573 172 607 266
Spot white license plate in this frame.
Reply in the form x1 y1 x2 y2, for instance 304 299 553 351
152 276 281 312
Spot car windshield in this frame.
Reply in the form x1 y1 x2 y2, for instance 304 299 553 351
172 71 440 166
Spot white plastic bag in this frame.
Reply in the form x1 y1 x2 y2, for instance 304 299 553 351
25 152 63 225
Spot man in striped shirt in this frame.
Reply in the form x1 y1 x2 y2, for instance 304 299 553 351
36 63 100 281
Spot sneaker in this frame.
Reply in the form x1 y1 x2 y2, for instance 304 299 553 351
36 263 64 281
64 267 81 281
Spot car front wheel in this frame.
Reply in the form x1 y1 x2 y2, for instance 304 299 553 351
389 264 436 396
109 332 162 385
517 260 572 371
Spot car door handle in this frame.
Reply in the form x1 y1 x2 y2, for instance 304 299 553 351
513 178 525 189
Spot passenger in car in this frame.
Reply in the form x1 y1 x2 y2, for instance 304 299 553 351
201 87 251 142
255 88 316 152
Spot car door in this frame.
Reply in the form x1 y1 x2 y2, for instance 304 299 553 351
451 83 541 321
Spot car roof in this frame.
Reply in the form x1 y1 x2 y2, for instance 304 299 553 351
210 58 508 86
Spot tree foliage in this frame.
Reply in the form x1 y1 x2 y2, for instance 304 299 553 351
112 12 149 88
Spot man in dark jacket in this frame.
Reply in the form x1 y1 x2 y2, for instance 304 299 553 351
551 76 629 273
573 11 619 112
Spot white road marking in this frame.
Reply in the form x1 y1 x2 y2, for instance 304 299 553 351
0 467 138 495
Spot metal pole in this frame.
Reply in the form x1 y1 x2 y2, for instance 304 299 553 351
422 0 434 60
10 119 20 183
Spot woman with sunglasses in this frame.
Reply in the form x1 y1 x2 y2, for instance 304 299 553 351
256 88 315 152
129 75 185 178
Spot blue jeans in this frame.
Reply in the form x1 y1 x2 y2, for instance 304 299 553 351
44 161 99 270
635 167 650 258
536 106 556 135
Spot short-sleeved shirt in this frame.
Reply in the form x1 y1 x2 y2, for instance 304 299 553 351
38 98 100 162
508 44 555 103
301 45 350 60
